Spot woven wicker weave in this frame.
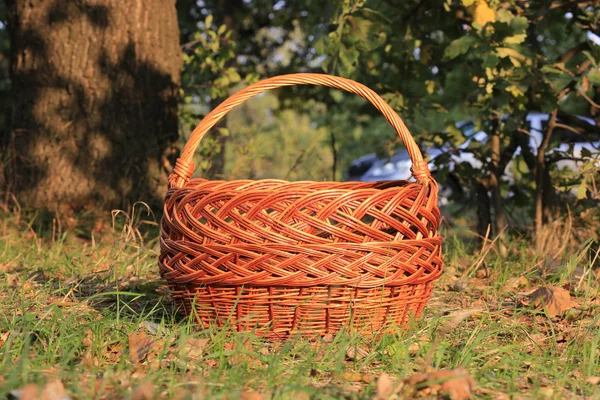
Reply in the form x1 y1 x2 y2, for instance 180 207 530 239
159 73 443 339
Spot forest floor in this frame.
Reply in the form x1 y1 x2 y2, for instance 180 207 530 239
0 206 599 400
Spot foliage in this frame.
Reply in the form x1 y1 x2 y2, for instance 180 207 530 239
317 0 600 237
178 15 244 175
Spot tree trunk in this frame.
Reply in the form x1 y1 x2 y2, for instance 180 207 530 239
535 109 558 249
3 0 181 211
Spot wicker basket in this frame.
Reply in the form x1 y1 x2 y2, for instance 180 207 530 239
159 73 443 339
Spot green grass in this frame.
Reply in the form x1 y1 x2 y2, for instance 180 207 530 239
0 208 599 399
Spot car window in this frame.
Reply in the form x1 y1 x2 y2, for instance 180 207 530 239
459 122 476 137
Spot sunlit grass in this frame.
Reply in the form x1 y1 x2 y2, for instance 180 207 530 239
0 207 599 399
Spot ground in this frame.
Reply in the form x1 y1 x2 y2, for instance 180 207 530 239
0 206 599 399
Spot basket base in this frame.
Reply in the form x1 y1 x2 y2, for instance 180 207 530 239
171 283 434 340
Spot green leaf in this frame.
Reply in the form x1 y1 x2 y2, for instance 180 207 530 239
588 68 600 85
541 65 563 74
444 36 476 60
217 24 227 35
245 72 260 85
581 51 598 67
225 68 241 83
510 16 528 33
577 178 587 199
360 7 392 24
581 147 592 159
496 9 513 23
217 127 230 137
349 16 387 51
331 90 344 103
338 47 359 75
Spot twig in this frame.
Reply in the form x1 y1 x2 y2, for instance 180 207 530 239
578 89 600 109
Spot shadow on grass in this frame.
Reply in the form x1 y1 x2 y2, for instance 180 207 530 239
68 274 188 325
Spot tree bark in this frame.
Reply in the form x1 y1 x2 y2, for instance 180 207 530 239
535 109 558 248
3 0 181 211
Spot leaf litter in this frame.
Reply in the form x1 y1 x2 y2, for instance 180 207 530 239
519 286 578 317
375 367 476 400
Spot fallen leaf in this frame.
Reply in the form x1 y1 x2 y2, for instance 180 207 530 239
240 390 264 400
106 342 124 364
41 380 70 400
502 275 529 292
227 339 262 368
450 280 468 292
322 333 334 343
82 330 93 348
588 376 600 385
376 373 394 400
258 347 270 356
538 387 554 399
476 267 489 279
403 367 476 400
0 331 9 347
182 337 210 360
521 286 578 317
131 382 154 400
408 341 421 355
342 372 371 383
11 384 41 400
129 331 156 364
346 346 369 361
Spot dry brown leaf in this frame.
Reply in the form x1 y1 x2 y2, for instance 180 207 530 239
40 380 69 400
322 333 335 343
588 376 600 385
376 373 394 400
13 384 41 400
227 339 262 368
346 346 369 361
342 372 371 383
239 390 265 400
182 337 210 359
0 331 9 348
403 367 476 400
131 382 154 400
82 330 93 348
129 331 156 364
408 342 421 355
521 286 578 317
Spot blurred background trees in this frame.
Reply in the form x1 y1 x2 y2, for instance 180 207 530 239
0 0 599 246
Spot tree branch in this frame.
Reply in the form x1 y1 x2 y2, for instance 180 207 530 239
579 89 600 109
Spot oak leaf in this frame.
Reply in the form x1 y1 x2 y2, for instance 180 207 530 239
521 286 578 317
403 367 476 400
128 331 156 364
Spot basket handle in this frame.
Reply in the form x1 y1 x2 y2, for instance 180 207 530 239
170 73 431 188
